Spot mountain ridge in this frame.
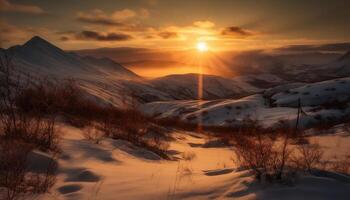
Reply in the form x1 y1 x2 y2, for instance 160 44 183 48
2 36 139 79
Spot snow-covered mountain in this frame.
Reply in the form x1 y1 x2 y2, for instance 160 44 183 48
141 76 350 128
3 36 350 123
280 51 350 82
149 73 288 100
2 36 287 106
4 36 139 79
150 74 251 100
1 36 174 106
272 77 350 107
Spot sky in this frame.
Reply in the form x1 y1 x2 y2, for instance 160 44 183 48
1 0 350 50
1 0 350 77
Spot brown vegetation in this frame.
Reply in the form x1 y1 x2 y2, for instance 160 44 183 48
0 53 60 199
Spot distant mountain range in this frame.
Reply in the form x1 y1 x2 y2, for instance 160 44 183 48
2 36 350 127
74 46 348 79
1 36 288 106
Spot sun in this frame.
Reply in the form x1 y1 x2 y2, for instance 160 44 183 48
196 41 208 52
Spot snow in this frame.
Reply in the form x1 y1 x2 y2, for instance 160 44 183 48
141 77 350 128
2 37 274 107
141 94 300 127
264 82 306 97
2 37 350 200
32 124 350 200
149 73 263 100
272 77 350 107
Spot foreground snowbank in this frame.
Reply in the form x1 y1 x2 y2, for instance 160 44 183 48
32 125 350 200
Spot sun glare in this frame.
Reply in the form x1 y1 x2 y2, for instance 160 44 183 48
196 41 208 52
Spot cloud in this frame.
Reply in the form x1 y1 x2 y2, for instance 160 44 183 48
75 31 133 41
146 0 158 6
158 31 179 39
111 9 136 21
77 9 123 26
76 8 149 26
139 8 150 18
193 20 215 28
0 20 51 47
0 0 45 15
221 26 252 37
276 42 350 53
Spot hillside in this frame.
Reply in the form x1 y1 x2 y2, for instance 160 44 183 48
141 77 350 128
1 36 282 106
37 124 350 200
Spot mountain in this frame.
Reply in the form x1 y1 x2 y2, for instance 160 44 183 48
2 36 287 106
150 73 251 100
3 36 350 127
271 77 350 107
1 36 174 106
4 36 138 79
7 36 348 110
274 51 350 83
141 77 350 128
149 73 288 100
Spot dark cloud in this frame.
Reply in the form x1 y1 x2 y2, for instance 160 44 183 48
221 26 252 36
76 9 147 27
276 42 350 52
158 31 178 39
76 31 133 41
76 16 124 26
0 0 45 15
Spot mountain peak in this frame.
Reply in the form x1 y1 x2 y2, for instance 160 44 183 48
24 36 56 48
22 36 66 55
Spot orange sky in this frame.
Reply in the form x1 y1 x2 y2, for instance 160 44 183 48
1 0 350 77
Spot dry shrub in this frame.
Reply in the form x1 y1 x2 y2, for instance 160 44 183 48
0 53 58 199
141 137 170 159
328 155 350 174
0 140 32 200
230 121 301 182
0 140 57 200
291 143 323 172
98 109 171 159
0 76 60 152
232 129 293 181
99 109 147 141
146 128 170 153
154 117 197 132
14 79 99 128
1 115 59 152
83 125 105 144
1 85 60 152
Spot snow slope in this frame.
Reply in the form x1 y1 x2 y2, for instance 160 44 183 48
141 94 299 127
150 74 250 100
1 37 175 106
2 36 278 106
272 77 350 107
280 51 350 82
149 73 287 100
34 124 350 200
141 77 350 128
5 36 138 79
